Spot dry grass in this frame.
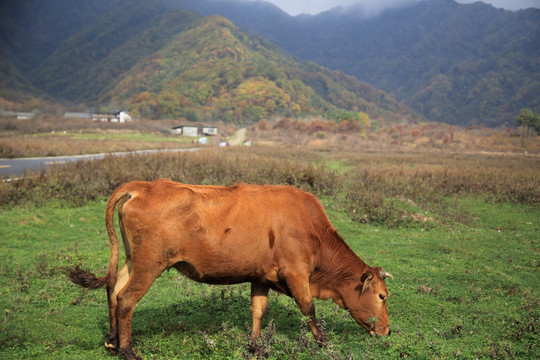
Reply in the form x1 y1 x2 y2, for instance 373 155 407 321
1 116 538 227
0 135 184 158
2 116 539 158
333 151 540 225
0 116 238 158
1 145 538 230
249 117 540 154
0 147 336 207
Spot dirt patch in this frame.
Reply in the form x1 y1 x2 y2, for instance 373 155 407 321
228 128 247 146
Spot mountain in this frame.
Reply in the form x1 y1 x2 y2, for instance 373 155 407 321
0 55 38 104
7 0 536 127
104 15 417 123
0 0 121 109
174 0 540 127
29 2 200 103
0 0 119 73
1 1 418 124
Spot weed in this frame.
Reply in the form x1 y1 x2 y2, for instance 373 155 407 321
249 320 277 358
36 252 52 277
15 266 31 293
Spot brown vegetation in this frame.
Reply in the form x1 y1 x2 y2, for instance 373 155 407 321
0 116 238 158
0 135 178 158
1 144 538 229
334 150 540 225
0 115 168 134
2 116 539 158
1 115 538 229
250 117 540 154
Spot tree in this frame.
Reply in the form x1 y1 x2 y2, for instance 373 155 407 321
359 112 370 128
516 109 540 146
516 109 540 131
157 91 180 119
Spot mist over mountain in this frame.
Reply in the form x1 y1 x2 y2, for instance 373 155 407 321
1 0 538 127
245 0 539 16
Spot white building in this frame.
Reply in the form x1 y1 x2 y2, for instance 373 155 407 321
1 111 34 120
92 111 132 123
170 124 218 136
115 111 132 123
64 112 91 119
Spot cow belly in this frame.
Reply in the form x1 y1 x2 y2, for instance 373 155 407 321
173 260 256 285
172 259 292 296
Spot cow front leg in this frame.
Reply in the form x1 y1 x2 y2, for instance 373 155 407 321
250 282 270 344
302 302 327 345
284 270 327 344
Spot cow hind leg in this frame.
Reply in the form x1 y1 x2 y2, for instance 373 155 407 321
283 270 327 344
105 261 131 354
116 264 164 360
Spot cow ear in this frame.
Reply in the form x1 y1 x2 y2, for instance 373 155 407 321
360 271 374 294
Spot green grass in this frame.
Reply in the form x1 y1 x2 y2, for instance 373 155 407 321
1 198 538 359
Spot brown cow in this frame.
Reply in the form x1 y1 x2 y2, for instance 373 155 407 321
69 179 392 360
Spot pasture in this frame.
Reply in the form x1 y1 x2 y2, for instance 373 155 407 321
0 144 538 359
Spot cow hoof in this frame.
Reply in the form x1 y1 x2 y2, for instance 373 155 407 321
119 346 141 360
315 333 328 347
249 341 266 358
105 340 117 355
104 333 118 355
249 337 271 358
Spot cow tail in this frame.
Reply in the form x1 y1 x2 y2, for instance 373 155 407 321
68 189 130 290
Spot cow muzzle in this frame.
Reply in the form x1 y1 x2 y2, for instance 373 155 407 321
361 320 391 337
356 318 376 335
375 324 391 336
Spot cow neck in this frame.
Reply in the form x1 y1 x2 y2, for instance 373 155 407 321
313 229 367 288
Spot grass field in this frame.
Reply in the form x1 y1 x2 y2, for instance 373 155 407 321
0 132 539 359
0 198 538 359
0 117 240 158
0 131 197 158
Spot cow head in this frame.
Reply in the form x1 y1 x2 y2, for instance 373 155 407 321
340 266 393 336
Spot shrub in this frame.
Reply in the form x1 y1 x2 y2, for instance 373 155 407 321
2 147 538 229
0 148 338 207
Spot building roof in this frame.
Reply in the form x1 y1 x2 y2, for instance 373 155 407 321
64 112 91 118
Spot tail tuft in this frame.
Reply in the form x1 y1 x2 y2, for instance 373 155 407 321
68 266 109 289
68 188 127 291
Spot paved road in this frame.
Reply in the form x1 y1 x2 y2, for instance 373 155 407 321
0 148 197 179
0 128 249 179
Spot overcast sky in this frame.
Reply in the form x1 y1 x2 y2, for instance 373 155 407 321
254 0 540 16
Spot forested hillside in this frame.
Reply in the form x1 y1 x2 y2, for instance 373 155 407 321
0 0 418 124
176 0 540 127
0 0 118 73
2 0 537 126
29 4 200 103
105 15 416 123
0 0 122 110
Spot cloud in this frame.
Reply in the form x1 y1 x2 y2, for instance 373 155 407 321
264 0 421 16
457 0 540 11
256 0 540 16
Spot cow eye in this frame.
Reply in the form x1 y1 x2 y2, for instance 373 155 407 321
379 294 386 301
